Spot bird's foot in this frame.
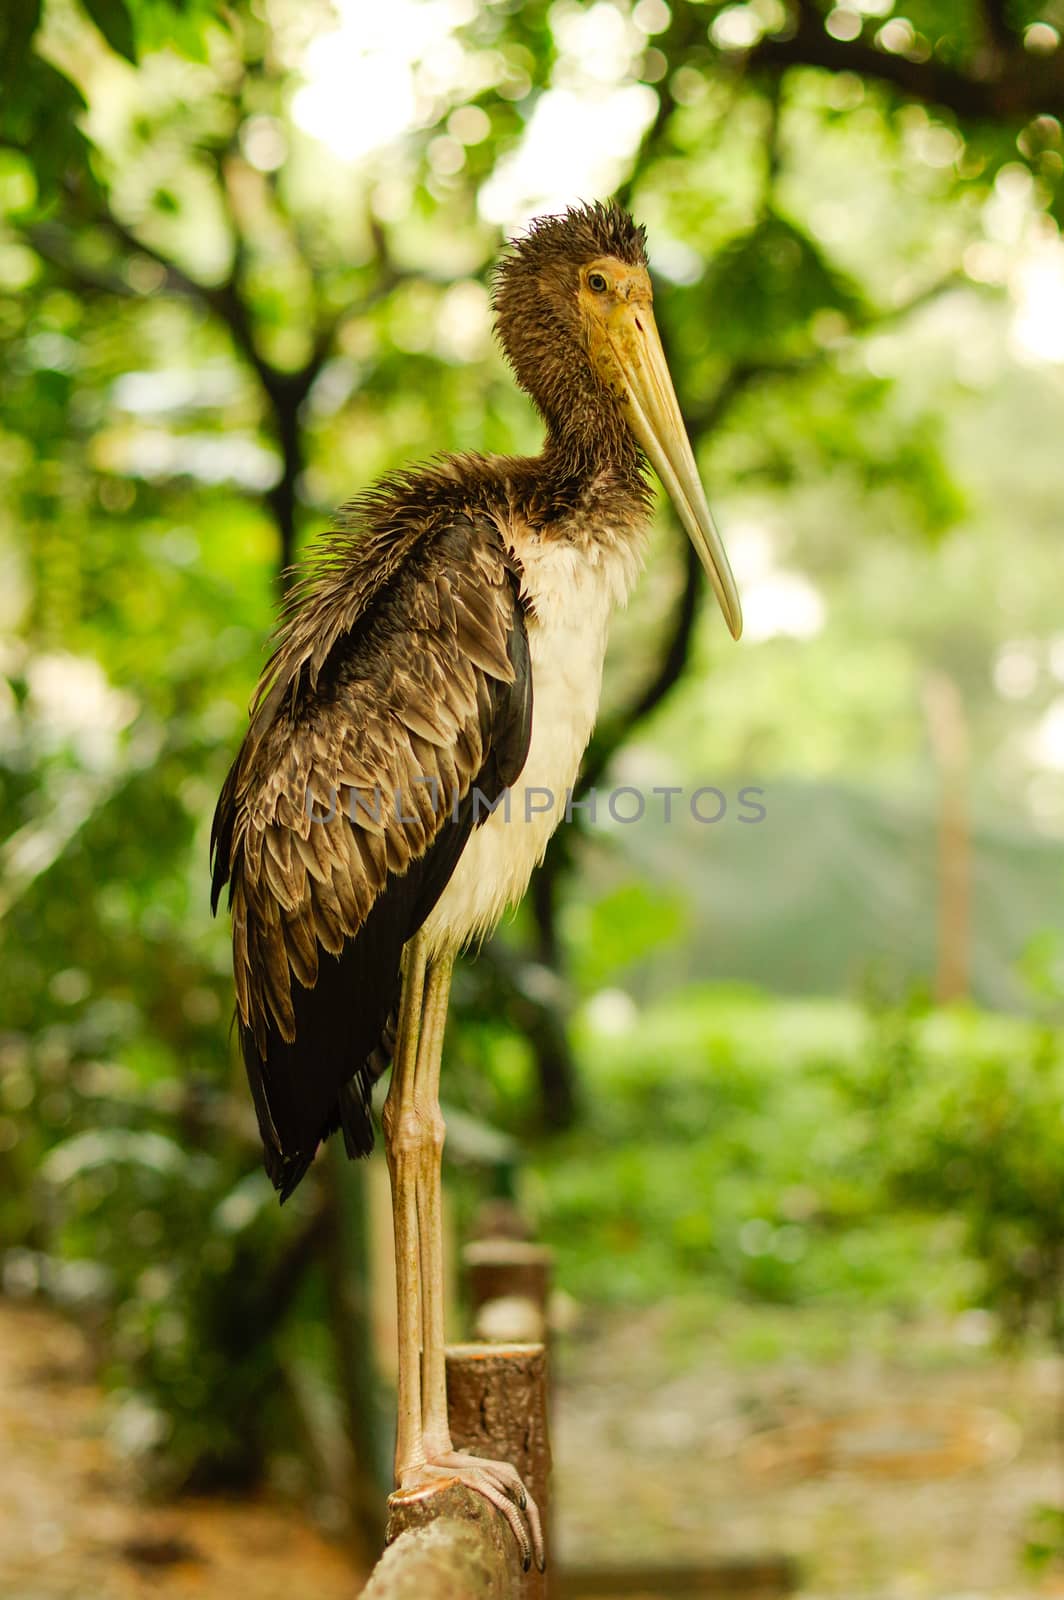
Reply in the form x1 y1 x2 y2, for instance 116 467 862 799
399 1450 544 1571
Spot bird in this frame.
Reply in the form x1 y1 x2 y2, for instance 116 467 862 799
210 200 742 1568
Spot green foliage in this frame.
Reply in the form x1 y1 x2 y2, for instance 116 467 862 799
1023 1504 1064 1575
0 55 90 199
0 0 225 200
702 210 866 364
568 880 689 994
878 994 1064 1344
718 364 966 536
0 1 42 90
528 986 1064 1348
526 988 937 1307
80 0 136 63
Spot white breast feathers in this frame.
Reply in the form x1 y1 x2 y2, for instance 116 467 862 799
421 526 644 957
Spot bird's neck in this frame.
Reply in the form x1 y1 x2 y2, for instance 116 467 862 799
536 401 648 512
501 312 649 511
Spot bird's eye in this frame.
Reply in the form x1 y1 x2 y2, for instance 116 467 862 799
587 271 609 293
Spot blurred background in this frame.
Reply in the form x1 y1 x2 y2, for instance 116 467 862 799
2 0 1064 1595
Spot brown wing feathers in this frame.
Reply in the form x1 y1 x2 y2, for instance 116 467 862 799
211 508 532 1197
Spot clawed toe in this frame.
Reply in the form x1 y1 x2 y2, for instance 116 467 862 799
406 1451 544 1571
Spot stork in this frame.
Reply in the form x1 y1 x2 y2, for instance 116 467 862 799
211 202 742 1568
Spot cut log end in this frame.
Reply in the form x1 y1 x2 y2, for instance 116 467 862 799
371 1479 515 1600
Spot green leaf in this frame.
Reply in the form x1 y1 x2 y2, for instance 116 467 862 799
81 0 137 63
0 57 90 200
0 0 42 94
132 0 218 60
702 210 866 362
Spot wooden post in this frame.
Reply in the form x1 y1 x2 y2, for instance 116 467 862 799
361 1343 550 1600
447 1343 551 1600
465 1238 553 1344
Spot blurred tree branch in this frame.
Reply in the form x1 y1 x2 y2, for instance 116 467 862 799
20 111 417 589
749 0 1064 120
977 0 1020 58
88 188 413 584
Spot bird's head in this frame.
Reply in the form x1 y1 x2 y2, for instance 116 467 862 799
493 201 741 640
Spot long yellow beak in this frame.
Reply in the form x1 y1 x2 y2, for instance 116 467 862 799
596 300 743 641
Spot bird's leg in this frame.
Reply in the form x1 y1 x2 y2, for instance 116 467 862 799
384 936 544 1572
381 928 429 1481
410 945 454 1463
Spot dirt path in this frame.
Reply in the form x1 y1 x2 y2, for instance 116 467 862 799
0 1302 364 1600
554 1304 1064 1597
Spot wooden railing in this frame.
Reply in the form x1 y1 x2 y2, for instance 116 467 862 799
361 1480 517 1600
